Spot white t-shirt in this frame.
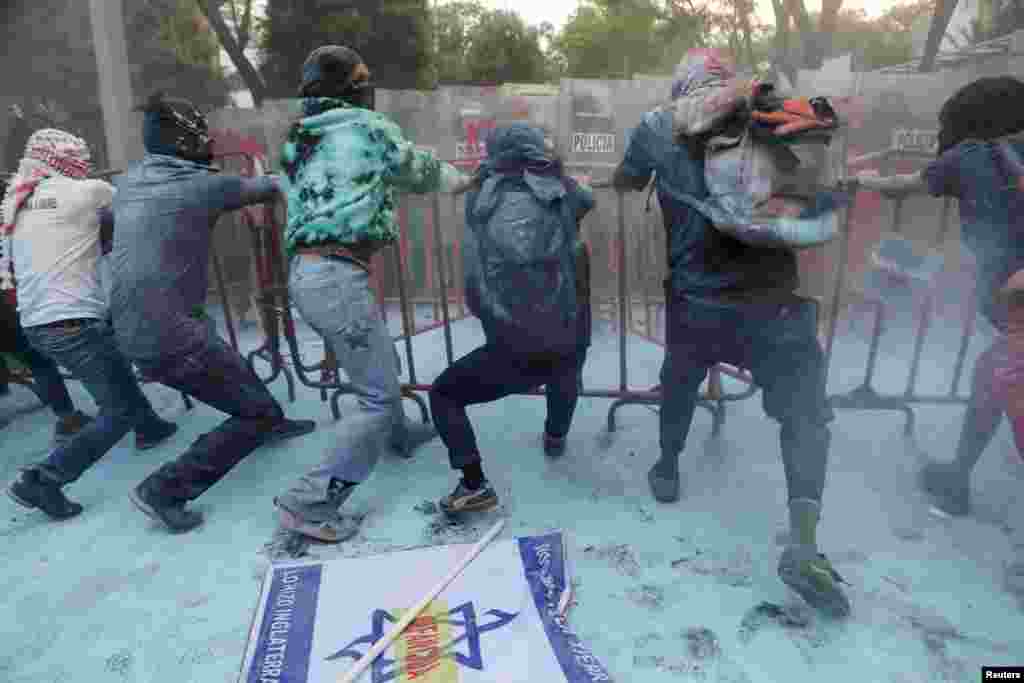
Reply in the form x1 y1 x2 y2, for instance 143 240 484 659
11 175 114 327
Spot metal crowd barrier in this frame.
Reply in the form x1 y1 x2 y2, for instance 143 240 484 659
213 146 757 436
823 147 973 434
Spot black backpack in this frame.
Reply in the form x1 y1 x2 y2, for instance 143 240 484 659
466 181 579 355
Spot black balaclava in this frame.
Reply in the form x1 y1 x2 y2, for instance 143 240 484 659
298 45 374 111
138 92 213 164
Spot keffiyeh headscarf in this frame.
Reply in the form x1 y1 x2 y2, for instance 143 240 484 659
0 128 92 290
671 48 736 100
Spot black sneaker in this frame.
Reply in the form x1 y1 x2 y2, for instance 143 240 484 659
135 419 179 451
53 411 93 446
919 461 970 517
543 433 567 458
129 480 203 533
439 479 498 514
263 418 317 445
7 468 83 520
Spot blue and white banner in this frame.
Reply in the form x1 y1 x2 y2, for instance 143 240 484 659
238 532 610 683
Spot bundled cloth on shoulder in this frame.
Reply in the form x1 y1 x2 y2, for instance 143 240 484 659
668 49 849 249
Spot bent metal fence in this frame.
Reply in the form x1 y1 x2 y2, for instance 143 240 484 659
203 144 756 436
823 146 975 434
205 142 974 444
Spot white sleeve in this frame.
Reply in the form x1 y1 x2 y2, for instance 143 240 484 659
79 179 116 209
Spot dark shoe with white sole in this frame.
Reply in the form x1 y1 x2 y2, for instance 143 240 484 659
129 480 203 533
7 468 83 520
439 479 498 515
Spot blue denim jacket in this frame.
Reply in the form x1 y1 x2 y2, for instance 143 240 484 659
618 109 799 299
107 154 279 360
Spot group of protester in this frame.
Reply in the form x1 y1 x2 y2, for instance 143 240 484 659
3 43 1023 621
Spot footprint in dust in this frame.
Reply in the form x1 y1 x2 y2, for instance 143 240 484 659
738 601 814 644
105 649 133 677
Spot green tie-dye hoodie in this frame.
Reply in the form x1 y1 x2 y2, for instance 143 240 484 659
281 98 466 254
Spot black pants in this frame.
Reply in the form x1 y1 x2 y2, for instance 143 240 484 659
429 343 587 469
133 334 284 503
660 293 833 503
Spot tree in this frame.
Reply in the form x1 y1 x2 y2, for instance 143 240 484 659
822 2 932 71
434 1 489 82
259 0 433 97
125 0 231 112
552 0 706 79
434 2 551 83
919 0 958 71
196 0 268 106
161 0 222 69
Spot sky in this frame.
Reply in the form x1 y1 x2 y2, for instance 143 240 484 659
478 0 894 29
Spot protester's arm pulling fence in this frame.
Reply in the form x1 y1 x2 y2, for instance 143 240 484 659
613 116 659 193
856 170 928 198
856 140 973 200
214 174 282 213
381 119 471 196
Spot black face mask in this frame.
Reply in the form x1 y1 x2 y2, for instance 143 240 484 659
155 102 212 163
342 81 375 111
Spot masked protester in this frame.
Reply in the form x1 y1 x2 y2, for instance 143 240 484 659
613 53 849 618
856 76 1024 517
107 93 316 534
427 123 595 514
271 45 475 542
2 129 178 521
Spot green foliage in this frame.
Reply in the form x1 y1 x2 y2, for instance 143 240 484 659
258 0 433 96
433 1 552 83
551 0 707 79
812 0 931 70
127 0 230 111
158 0 221 69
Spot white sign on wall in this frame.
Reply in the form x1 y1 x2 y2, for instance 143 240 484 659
892 128 939 154
571 133 616 154
455 142 487 160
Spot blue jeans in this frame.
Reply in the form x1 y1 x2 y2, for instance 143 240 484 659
276 256 407 518
430 343 587 469
132 331 284 504
1 297 74 416
660 293 833 503
13 320 75 417
24 318 168 485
